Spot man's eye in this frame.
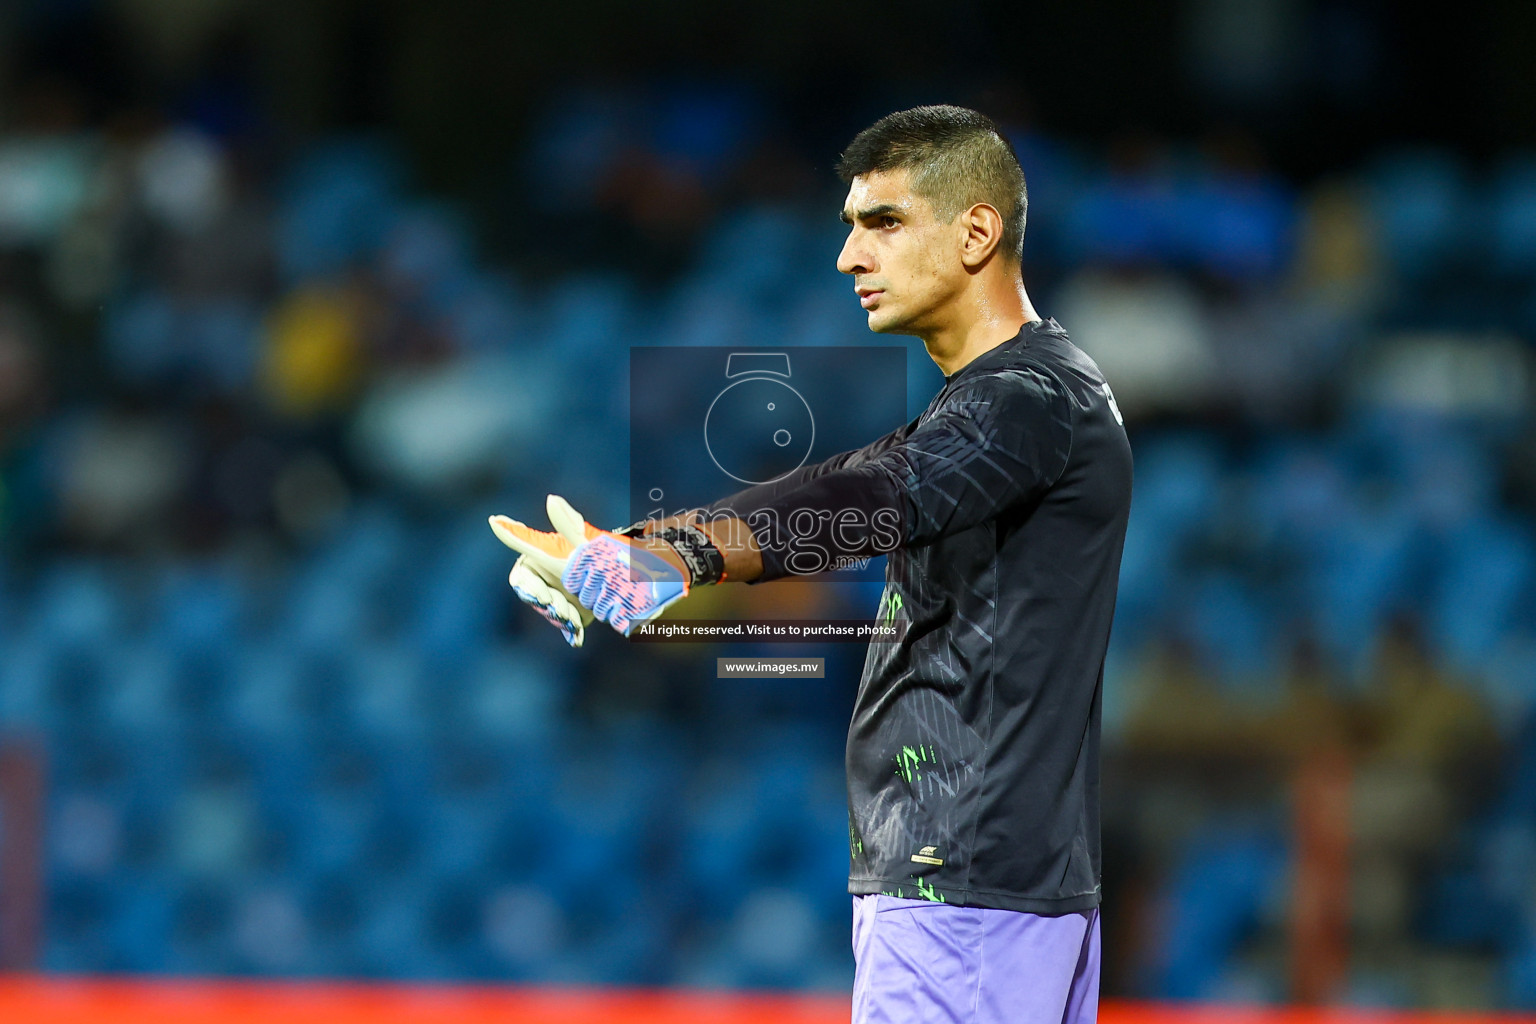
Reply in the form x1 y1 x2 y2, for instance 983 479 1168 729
880 216 899 229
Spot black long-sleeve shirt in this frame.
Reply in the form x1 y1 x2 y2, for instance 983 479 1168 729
707 318 1132 912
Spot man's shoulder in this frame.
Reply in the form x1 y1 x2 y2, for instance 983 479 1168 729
953 335 1072 403
1009 320 1108 390
931 320 1110 426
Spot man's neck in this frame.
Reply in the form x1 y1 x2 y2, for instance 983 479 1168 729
921 276 1038 377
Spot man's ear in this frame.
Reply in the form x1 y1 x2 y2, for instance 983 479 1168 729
959 203 1005 268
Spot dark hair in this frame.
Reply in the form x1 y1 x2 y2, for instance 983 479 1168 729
837 105 1028 262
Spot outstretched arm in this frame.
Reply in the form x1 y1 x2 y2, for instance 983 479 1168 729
531 370 1069 635
689 369 1073 583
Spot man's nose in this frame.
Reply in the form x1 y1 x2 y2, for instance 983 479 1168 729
837 231 872 276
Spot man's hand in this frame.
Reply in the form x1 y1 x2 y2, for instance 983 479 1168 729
489 495 603 647
507 556 593 647
562 533 692 636
493 498 752 639
490 495 699 639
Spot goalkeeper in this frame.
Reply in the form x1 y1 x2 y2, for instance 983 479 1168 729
493 106 1131 1024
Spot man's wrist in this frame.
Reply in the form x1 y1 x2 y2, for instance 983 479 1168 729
626 512 761 585
651 520 727 586
695 515 763 584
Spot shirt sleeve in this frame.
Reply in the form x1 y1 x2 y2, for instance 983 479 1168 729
739 369 1073 581
702 416 917 519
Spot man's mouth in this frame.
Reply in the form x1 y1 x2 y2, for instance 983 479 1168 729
857 288 884 309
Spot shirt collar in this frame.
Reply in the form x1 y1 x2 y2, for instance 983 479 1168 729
943 318 1055 384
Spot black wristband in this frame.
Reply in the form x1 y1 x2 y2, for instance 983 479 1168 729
655 522 726 586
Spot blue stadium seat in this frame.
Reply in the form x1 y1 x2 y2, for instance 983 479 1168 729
1152 826 1286 999
1306 498 1418 665
227 643 310 739
1510 936 1536 1008
575 899 672 985
165 881 238 974
1184 571 1279 685
183 299 262 394
540 273 637 361
408 523 512 663
380 204 473 310
27 561 125 650
108 878 175 972
453 648 567 744
156 563 250 655
352 885 436 978
1367 150 1475 283
694 205 803 299
662 277 760 349
480 882 569 979
276 139 405 283
40 642 113 733
1062 169 1178 266
1114 434 1224 639
289 739 388 877
446 272 529 353
44 877 118 972
1490 155 1536 279
101 291 179 387
341 641 430 743
1175 170 1294 280
0 635 52 728
1431 516 1535 670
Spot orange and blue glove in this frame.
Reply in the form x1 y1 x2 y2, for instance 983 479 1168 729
562 532 691 636
491 495 717 640
489 495 600 647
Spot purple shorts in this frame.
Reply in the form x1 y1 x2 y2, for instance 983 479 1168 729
851 894 1101 1024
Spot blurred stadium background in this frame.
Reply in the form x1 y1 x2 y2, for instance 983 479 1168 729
2 0 1536 1019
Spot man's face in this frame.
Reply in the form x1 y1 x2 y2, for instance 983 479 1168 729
837 169 964 335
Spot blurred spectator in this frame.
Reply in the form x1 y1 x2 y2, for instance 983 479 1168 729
1357 615 1499 778
51 407 191 549
259 284 364 419
1056 268 1217 417
0 301 47 450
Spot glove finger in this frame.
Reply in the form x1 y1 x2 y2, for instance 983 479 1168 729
513 583 584 648
563 545 597 603
489 515 571 578
576 571 607 611
510 567 587 647
511 559 594 627
517 552 583 602
593 588 621 624
567 542 627 613
546 494 604 549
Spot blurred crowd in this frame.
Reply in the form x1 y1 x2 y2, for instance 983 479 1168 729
0 68 1535 1008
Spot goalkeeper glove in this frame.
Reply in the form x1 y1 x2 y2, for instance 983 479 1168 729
493 496 727 639
489 494 601 647
562 517 727 636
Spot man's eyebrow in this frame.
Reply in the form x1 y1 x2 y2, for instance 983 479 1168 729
840 203 903 225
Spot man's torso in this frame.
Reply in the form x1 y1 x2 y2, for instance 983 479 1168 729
844 320 1133 912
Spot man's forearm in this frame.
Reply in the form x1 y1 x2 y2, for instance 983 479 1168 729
638 514 764 583
700 515 764 583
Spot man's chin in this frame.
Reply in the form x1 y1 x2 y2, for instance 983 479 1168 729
865 307 902 333
866 311 914 336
